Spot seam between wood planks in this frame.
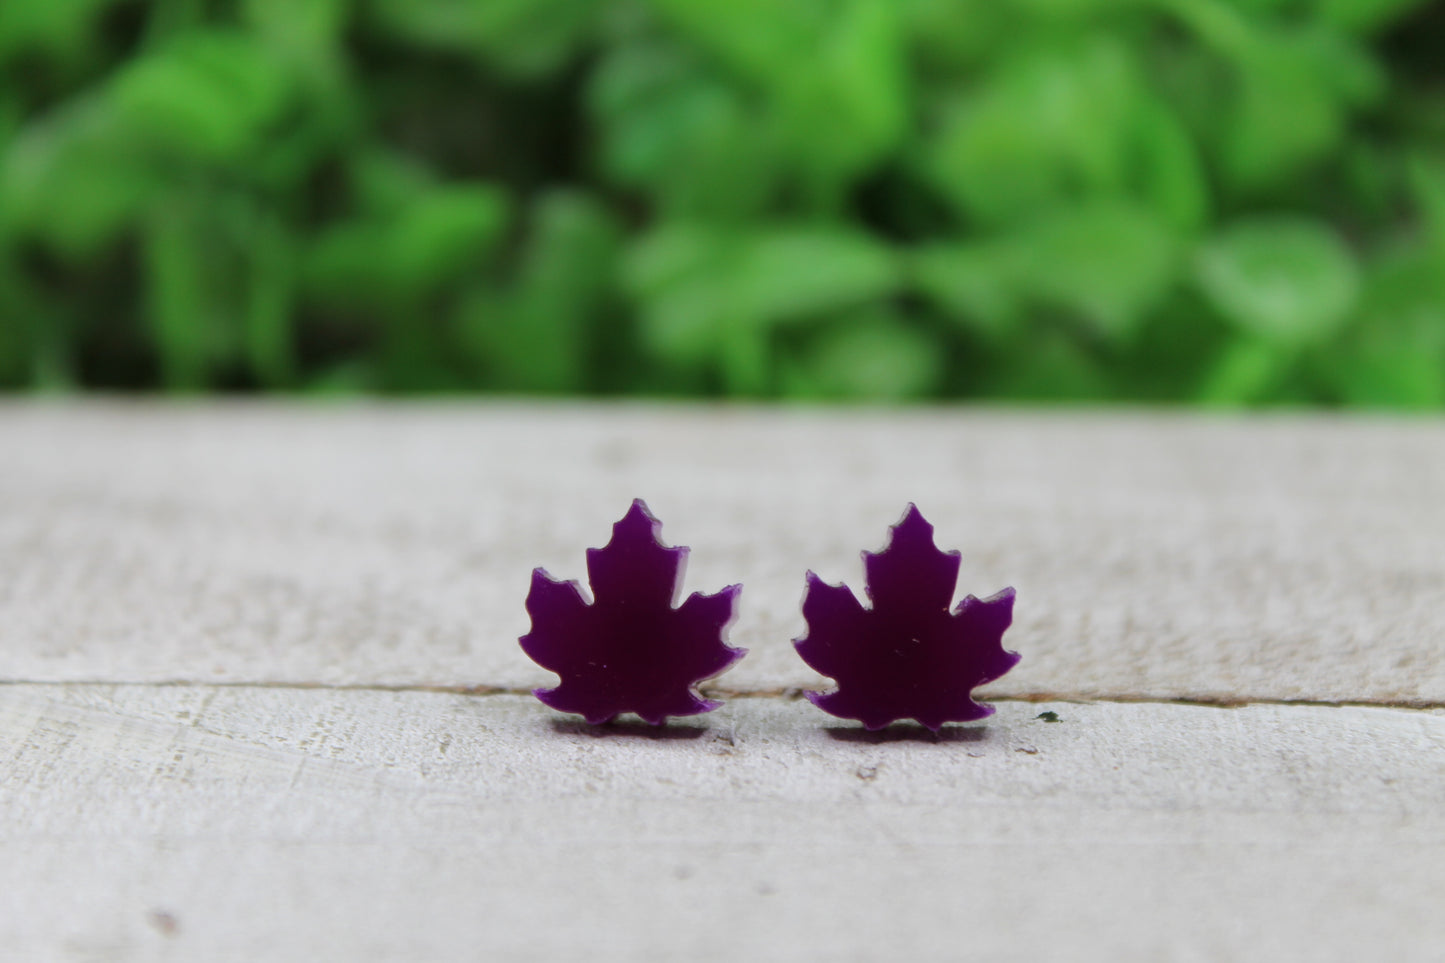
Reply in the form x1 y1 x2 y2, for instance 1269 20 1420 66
0 678 1441 712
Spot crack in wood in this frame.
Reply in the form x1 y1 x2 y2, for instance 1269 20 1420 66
0 679 1441 711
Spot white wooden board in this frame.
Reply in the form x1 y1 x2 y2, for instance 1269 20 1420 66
2 403 1444 961
2 403 1443 704
2 687 1443 963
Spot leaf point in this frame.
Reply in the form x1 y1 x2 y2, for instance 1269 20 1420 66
955 585 1018 616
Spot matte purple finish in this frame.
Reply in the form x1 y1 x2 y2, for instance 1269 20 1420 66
520 499 745 724
794 504 1020 731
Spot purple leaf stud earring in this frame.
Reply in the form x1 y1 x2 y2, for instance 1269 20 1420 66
794 504 1020 731
520 499 745 725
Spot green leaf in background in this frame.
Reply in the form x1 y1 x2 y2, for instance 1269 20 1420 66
143 196 222 391
349 149 439 218
1304 30 1387 107
910 243 1020 340
306 181 510 305
0 98 158 258
459 191 621 392
1223 51 1341 190
590 43 778 218
913 201 1180 342
304 223 392 308
1196 336 1290 405
643 0 814 89
242 205 299 389
927 36 1143 226
647 0 908 205
1131 99 1211 233
243 0 349 54
1317 0 1434 34
368 0 597 77
1326 195 1445 408
0 0 120 62
1333 310 1445 409
0 88 15 152
1219 29 1382 190
1006 201 1182 341
111 32 293 163
985 327 1113 401
0 0 1442 404
780 309 944 401
777 0 909 200
1411 155 1445 247
0 250 36 385
1195 217 1360 346
627 224 902 377
902 0 1018 73
1164 0 1383 190
390 185 510 294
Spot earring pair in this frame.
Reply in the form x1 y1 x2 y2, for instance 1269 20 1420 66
519 499 1019 732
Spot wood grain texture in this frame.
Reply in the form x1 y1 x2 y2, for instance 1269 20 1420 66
4 404 1444 961
2 403 1442 703
2 686 1443 963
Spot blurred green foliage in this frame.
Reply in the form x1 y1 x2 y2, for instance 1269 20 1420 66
1 0 1444 403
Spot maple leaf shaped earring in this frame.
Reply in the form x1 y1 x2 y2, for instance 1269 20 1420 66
794 505 1020 731
520 499 745 725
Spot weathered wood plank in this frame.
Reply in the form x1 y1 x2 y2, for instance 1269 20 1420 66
2 403 1442 703
1 685 1442 962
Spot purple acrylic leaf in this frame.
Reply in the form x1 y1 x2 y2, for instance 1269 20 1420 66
794 504 1020 731
520 499 745 725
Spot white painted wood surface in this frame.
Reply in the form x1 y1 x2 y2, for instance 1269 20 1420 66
3 403 1443 702
4 689 1444 962
2 403 1443 961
